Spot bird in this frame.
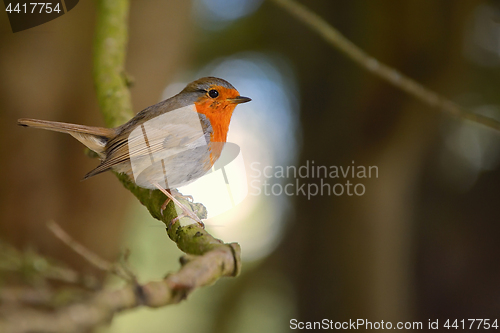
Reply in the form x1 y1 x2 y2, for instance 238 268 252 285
18 77 251 226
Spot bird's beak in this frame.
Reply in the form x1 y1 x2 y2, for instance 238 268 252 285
228 96 252 104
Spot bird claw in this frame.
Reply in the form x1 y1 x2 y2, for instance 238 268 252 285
160 197 171 216
168 213 205 229
152 182 204 228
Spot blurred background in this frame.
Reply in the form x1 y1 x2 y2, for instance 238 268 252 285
1 0 500 332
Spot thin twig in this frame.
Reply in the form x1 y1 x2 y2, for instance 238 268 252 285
46 221 133 282
270 0 500 132
47 221 112 272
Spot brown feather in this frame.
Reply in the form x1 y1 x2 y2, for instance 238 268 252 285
17 118 116 157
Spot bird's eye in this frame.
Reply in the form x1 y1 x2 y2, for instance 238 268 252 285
208 89 219 98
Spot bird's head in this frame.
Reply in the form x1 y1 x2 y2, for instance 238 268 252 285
182 77 251 142
182 76 251 111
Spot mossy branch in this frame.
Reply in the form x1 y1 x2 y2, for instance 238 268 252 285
114 173 240 259
270 0 500 132
93 0 133 127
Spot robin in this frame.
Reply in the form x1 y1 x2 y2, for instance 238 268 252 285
18 77 251 227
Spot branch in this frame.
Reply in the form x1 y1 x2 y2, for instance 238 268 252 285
46 221 134 282
270 0 500 132
93 0 133 127
0 235 240 333
0 218 241 333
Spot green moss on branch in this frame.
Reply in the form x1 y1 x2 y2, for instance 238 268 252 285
93 0 133 127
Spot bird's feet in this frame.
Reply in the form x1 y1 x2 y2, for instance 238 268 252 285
168 212 205 229
152 183 205 228
160 196 171 215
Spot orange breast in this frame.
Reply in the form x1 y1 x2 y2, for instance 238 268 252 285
194 90 239 142
194 86 240 165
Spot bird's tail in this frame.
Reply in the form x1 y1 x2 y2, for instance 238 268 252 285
18 118 116 157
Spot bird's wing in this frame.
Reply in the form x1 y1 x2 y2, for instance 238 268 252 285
84 105 213 179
